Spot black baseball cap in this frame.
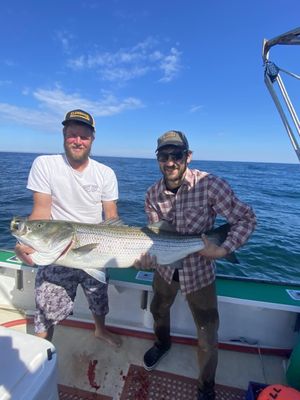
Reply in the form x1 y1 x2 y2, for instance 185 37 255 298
156 130 189 152
62 109 95 131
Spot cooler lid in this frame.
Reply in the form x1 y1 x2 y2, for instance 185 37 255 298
0 326 57 400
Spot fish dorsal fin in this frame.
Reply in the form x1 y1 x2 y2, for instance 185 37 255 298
98 218 127 227
148 220 177 233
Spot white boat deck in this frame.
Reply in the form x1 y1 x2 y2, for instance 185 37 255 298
0 307 288 400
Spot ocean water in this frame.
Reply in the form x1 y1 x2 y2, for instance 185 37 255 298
1 151 299 284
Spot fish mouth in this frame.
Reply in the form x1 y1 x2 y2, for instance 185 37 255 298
10 217 27 235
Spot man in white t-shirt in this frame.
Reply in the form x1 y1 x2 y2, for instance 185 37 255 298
15 109 121 346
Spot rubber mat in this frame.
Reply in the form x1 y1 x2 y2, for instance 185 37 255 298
58 384 113 400
120 364 246 400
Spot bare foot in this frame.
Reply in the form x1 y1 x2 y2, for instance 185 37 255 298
94 328 122 348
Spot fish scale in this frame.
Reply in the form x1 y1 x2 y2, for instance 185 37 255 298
73 225 202 257
10 217 234 283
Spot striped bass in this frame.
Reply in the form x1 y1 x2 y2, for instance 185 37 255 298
10 217 237 283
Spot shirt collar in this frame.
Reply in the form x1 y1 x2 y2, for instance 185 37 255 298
182 168 194 187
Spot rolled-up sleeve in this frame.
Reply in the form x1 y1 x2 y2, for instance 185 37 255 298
145 189 160 223
208 176 256 253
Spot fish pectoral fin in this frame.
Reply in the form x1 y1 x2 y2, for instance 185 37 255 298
85 268 107 284
72 243 99 253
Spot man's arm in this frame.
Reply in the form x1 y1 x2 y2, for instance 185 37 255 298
200 176 256 260
30 192 52 219
14 192 52 265
198 234 228 260
102 200 118 221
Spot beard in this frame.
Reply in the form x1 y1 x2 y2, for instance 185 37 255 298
64 141 91 164
160 160 187 187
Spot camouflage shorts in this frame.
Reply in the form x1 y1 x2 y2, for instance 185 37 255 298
34 265 109 334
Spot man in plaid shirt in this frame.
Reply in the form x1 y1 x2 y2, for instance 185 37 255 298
135 130 256 400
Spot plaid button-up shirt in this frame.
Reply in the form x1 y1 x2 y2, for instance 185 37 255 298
145 168 256 295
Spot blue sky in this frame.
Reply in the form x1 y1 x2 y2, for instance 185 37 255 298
1 0 300 163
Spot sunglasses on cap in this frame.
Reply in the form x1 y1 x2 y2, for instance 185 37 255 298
156 150 187 162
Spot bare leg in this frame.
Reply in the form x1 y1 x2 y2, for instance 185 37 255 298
93 314 121 347
36 325 54 342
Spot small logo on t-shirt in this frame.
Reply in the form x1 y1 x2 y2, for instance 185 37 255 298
82 184 100 193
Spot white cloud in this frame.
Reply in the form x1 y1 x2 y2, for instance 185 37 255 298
0 88 143 131
67 37 182 83
100 65 149 82
158 48 182 83
55 31 74 54
189 105 203 113
33 88 143 116
0 80 12 86
0 103 57 131
22 87 30 95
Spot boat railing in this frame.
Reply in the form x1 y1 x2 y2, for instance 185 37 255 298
263 27 300 162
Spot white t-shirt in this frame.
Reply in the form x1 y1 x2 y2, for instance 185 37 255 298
27 154 118 223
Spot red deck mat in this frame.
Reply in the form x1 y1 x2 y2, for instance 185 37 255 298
58 384 112 400
120 364 246 400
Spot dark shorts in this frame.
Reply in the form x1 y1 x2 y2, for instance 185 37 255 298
34 265 109 334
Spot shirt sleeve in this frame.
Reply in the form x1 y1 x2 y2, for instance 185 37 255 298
208 175 257 253
101 167 118 201
145 187 160 224
27 156 51 194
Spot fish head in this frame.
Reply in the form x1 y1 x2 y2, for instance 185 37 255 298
10 217 74 254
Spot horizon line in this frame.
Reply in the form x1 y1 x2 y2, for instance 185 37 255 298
0 149 299 165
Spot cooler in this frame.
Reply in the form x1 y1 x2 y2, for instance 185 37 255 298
0 326 58 400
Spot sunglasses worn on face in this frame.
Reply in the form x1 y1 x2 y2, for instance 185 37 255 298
157 150 187 162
